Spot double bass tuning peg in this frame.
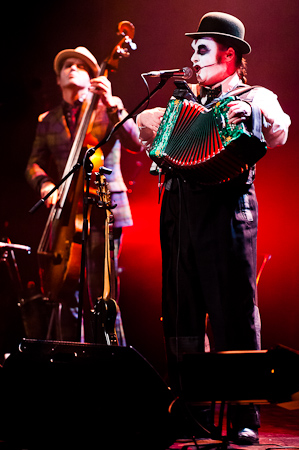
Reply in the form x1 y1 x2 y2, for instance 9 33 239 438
117 20 137 51
125 36 137 51
116 47 130 59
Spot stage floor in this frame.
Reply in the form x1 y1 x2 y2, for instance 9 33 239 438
0 400 297 449
170 404 299 449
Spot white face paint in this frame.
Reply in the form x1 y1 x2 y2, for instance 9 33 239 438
190 38 231 87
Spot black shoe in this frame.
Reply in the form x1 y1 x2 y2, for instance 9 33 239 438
233 428 259 445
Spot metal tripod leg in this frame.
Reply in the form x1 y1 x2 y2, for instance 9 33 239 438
46 302 62 340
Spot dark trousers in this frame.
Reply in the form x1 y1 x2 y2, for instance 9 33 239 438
160 176 260 429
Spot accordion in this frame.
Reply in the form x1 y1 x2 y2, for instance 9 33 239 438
149 96 267 184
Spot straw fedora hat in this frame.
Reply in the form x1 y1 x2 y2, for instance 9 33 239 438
185 12 251 55
53 46 100 78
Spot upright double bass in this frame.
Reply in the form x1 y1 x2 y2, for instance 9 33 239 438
37 22 136 311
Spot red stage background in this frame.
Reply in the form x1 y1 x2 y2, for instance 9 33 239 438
0 0 298 376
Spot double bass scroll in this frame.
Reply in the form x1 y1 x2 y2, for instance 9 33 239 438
101 21 136 75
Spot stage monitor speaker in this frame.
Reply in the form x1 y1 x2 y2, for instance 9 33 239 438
0 339 179 449
181 345 299 406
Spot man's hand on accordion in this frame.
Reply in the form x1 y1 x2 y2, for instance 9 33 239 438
227 100 252 125
137 107 166 133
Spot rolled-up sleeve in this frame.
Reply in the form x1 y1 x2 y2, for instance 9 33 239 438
251 88 291 148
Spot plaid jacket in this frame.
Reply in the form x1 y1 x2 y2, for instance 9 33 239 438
25 97 142 227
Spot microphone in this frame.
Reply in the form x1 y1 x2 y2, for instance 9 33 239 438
142 67 193 80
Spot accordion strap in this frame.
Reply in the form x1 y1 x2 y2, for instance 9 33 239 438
173 80 262 107
221 85 264 142
206 84 262 108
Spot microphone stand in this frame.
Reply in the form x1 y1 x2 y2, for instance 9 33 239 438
77 152 93 342
29 76 170 342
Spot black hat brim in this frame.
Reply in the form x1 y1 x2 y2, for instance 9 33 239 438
185 31 251 54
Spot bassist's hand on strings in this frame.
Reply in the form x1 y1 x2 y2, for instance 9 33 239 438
40 181 59 208
89 76 119 109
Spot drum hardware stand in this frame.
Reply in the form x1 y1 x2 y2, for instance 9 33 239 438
29 76 172 342
21 287 63 341
0 239 31 351
45 301 62 340
0 240 31 305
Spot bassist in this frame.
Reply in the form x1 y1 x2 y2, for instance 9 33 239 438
25 46 143 342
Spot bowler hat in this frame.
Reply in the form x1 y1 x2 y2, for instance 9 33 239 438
53 46 100 78
185 12 251 54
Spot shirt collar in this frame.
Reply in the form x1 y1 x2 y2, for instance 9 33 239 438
217 72 241 94
200 72 241 98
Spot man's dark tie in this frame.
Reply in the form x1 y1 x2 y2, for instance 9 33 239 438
201 85 222 104
64 100 82 138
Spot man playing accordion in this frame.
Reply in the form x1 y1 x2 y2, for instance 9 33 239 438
137 11 290 445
